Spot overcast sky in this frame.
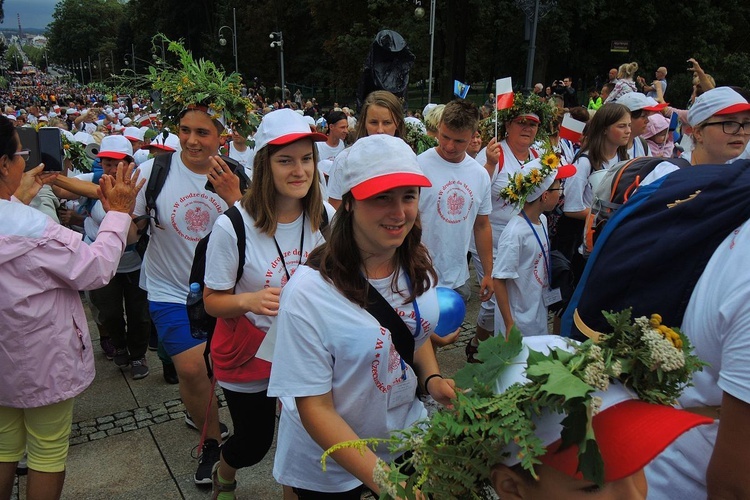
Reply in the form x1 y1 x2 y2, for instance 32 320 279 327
1 0 57 31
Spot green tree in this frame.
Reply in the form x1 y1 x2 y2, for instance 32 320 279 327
46 0 125 82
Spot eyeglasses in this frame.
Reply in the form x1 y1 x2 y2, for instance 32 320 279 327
14 150 30 161
547 187 564 192
702 121 750 135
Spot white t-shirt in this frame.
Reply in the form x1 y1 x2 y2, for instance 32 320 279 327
645 220 750 498
469 140 536 255
75 172 140 273
564 153 620 213
627 138 651 159
492 214 550 337
228 142 255 178
268 265 439 492
417 148 492 289
204 203 333 393
133 149 151 166
315 140 345 163
134 155 229 303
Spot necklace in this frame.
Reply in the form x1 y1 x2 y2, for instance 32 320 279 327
272 212 305 282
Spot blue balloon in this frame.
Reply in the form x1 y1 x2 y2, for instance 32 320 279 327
434 287 466 336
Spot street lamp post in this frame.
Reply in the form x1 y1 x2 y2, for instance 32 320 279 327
427 0 436 103
218 7 239 74
78 58 85 84
269 31 285 103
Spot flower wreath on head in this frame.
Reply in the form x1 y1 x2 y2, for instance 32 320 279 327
498 140 562 207
322 309 706 499
478 91 558 145
142 34 259 137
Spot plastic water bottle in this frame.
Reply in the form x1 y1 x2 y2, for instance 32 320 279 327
186 282 210 340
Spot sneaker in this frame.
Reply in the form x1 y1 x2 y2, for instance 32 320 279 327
162 362 179 385
465 341 482 364
185 413 230 440
113 348 130 368
194 439 221 486
148 330 158 351
100 337 116 360
130 357 150 380
211 461 236 499
16 452 27 476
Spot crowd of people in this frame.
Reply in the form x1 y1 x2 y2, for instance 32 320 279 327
1 45 749 500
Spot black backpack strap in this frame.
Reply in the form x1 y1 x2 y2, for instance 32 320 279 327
319 205 331 241
224 206 246 283
142 152 173 229
365 285 415 368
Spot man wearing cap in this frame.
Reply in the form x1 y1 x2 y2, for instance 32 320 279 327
615 92 668 158
417 99 494 343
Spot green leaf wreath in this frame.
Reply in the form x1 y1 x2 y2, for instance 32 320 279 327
125 34 259 137
322 309 705 499
404 121 438 155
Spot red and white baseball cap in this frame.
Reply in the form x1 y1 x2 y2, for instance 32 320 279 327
688 86 750 127
615 92 667 112
339 134 431 200
514 112 541 123
253 108 327 152
123 126 145 142
148 133 180 152
97 135 134 160
497 336 713 483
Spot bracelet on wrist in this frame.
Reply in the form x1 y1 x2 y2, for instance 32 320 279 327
423 373 443 396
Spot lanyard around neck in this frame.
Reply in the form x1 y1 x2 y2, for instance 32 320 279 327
520 210 551 289
272 212 305 282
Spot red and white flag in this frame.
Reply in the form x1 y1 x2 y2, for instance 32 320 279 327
496 78 514 110
559 113 586 143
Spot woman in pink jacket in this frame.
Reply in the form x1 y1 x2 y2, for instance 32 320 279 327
0 115 144 500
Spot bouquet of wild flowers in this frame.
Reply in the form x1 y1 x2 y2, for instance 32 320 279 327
61 133 92 173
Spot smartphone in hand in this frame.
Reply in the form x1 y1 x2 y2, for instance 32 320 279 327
39 127 64 172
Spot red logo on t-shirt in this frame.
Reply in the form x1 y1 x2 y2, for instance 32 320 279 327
436 180 475 224
185 207 210 232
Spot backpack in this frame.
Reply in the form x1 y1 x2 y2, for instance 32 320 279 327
583 156 690 255
190 206 331 379
562 159 750 340
134 152 249 258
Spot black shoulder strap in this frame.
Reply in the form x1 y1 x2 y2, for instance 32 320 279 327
319 205 331 241
224 205 246 283
365 285 415 368
140 152 174 228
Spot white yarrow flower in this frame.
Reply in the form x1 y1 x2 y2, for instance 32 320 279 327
641 330 685 371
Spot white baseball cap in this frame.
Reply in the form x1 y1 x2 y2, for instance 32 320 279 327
123 126 145 142
97 135 133 160
253 108 327 152
339 134 431 200
73 131 95 145
687 86 750 127
614 92 667 112
149 132 181 152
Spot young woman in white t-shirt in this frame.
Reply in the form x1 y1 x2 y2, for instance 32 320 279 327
558 103 631 280
327 90 406 209
202 109 329 499
269 134 456 498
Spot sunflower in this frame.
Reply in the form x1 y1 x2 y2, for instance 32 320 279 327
543 152 560 169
